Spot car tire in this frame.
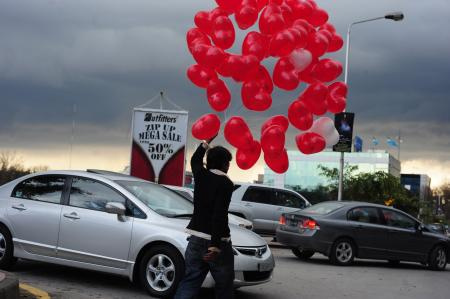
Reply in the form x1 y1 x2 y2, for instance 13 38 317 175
329 238 355 266
428 245 447 271
0 226 17 270
292 248 315 260
139 245 185 298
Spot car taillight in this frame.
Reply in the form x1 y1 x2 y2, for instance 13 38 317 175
279 215 286 225
300 219 319 230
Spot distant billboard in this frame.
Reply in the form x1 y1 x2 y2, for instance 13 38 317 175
130 108 188 186
333 112 355 153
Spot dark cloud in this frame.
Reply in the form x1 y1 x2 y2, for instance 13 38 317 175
0 0 449 167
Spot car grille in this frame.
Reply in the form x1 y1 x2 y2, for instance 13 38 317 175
243 271 272 282
235 245 267 258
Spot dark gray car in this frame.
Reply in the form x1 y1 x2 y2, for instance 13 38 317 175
276 201 449 270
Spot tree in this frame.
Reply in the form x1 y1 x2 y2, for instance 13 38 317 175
0 151 48 186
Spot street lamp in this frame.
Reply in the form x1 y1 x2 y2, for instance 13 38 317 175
337 12 405 202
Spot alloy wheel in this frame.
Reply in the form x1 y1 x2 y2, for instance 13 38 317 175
0 233 6 260
336 241 353 263
436 248 447 269
146 254 176 292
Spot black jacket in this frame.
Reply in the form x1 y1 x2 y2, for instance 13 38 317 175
186 144 234 248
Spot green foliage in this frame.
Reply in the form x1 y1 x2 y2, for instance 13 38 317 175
295 164 420 217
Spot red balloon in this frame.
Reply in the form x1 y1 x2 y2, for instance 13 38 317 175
296 132 326 155
187 28 211 54
306 31 329 58
269 29 296 57
288 27 308 49
261 125 285 156
232 55 260 82
328 81 348 98
259 4 286 35
236 140 261 170
300 82 329 115
235 0 259 30
187 64 218 88
286 0 313 20
318 29 333 43
224 117 254 149
273 57 300 91
320 23 336 33
216 0 241 12
212 16 235 50
293 19 315 35
264 149 289 174
256 0 269 11
328 33 344 52
279 1 294 27
241 81 272 111
192 114 221 140
207 78 231 112
210 7 230 19
242 31 269 61
194 11 213 35
261 115 289 135
298 57 319 84
251 65 274 93
288 100 313 131
191 44 226 69
307 7 329 27
327 94 346 114
311 58 343 82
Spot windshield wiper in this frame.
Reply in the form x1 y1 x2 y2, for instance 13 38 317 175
172 213 194 218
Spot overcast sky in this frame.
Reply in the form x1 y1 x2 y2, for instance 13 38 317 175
0 0 449 187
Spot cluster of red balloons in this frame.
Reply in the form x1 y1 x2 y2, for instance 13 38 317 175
189 0 348 174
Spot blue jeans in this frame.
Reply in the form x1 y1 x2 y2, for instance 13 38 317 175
174 236 234 299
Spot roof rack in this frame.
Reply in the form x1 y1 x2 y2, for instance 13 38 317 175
86 169 130 177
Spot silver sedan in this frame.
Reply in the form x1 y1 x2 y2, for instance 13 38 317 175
0 170 275 298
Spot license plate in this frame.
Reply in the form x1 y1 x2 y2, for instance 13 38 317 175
258 262 273 272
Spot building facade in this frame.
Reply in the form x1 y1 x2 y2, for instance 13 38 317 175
264 150 401 189
401 174 431 201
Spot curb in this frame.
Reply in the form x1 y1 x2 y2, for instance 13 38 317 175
19 284 50 299
0 271 19 299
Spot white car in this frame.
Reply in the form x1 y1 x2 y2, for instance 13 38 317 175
229 183 311 235
164 185 254 231
0 170 274 298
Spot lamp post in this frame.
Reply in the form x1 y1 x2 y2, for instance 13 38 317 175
337 12 404 202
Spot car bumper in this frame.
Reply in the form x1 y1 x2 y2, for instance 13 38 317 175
202 245 275 288
276 227 331 255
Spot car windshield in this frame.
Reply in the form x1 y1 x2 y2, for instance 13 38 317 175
302 202 345 215
116 180 193 217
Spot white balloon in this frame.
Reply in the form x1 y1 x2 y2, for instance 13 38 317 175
289 49 313 73
309 117 340 147
326 129 340 147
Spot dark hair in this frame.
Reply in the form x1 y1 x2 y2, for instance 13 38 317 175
206 146 232 171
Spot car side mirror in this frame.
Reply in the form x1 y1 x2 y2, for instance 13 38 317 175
416 223 424 233
106 202 126 216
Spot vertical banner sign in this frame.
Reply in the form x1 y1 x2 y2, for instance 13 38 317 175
333 112 355 153
130 108 188 186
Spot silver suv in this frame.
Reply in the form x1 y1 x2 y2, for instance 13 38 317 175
0 171 274 298
229 184 311 235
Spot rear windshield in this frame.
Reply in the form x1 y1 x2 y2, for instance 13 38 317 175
303 202 344 215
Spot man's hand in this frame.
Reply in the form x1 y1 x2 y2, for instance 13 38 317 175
203 247 221 262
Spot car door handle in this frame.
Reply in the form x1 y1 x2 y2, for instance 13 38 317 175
352 225 363 229
63 212 80 220
277 207 283 211
12 204 26 211
244 203 253 207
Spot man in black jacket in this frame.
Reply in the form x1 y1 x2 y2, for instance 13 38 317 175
174 139 234 299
